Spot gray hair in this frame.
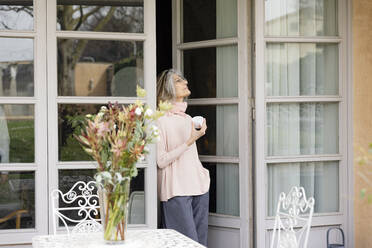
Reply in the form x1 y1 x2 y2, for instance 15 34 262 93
156 69 185 105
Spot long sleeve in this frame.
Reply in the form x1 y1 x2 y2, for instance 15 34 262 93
156 128 189 169
156 113 210 201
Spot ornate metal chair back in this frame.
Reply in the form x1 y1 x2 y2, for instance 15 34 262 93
270 186 315 248
51 181 102 235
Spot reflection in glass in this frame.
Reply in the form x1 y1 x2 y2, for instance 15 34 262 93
58 169 145 225
57 39 143 96
0 105 34 163
0 1 33 30
0 171 35 229
58 104 101 161
266 103 339 156
57 0 143 33
182 0 237 42
0 38 34 97
187 105 238 156
203 163 239 216
265 0 338 36
268 162 339 216
183 46 238 98
266 43 338 96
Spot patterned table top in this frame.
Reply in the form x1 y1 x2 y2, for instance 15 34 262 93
32 229 206 248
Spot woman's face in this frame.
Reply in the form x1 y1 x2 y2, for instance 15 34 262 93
173 74 191 99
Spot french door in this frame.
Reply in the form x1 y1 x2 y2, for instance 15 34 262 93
0 0 157 245
255 0 351 247
0 0 48 244
172 1 253 248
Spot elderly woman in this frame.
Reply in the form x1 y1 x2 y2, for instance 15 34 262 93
156 69 210 246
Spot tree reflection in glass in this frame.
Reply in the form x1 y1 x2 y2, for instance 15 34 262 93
0 1 33 30
57 39 143 97
56 1 144 97
57 1 144 33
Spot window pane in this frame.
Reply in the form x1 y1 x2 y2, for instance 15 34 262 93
0 105 34 163
0 1 33 30
183 46 238 98
57 0 143 33
203 163 239 216
187 105 238 156
58 168 145 225
0 171 35 229
267 162 339 216
266 43 338 96
266 103 338 156
182 0 237 42
265 0 338 36
0 38 34 97
58 104 102 161
57 39 143 96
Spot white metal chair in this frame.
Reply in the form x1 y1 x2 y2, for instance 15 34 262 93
270 186 315 248
51 181 102 235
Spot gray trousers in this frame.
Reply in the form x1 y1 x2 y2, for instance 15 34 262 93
161 192 209 247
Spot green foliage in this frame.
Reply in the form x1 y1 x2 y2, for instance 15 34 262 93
8 120 34 163
60 134 92 161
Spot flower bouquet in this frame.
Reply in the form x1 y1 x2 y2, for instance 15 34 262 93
74 86 171 243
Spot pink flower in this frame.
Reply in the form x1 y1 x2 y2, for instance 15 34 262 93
112 139 126 157
90 121 110 137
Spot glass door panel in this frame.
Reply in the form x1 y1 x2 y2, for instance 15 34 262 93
56 0 144 33
0 1 34 30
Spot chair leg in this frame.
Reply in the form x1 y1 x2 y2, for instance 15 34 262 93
16 213 21 229
0 210 28 229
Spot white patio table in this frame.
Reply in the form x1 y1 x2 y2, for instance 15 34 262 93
32 229 206 248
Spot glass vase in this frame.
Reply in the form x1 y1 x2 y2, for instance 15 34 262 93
98 177 131 244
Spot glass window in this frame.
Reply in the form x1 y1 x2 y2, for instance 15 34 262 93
266 43 339 96
265 0 338 36
182 0 237 42
0 104 34 163
58 104 103 161
266 102 339 156
57 0 143 33
58 168 145 225
57 39 143 96
0 1 34 30
183 46 238 98
267 161 339 216
0 38 34 97
203 163 239 216
187 105 238 157
0 171 35 229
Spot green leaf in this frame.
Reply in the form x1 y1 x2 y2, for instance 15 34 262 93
79 135 90 146
136 85 147 97
361 188 367 198
83 147 93 155
129 166 138 178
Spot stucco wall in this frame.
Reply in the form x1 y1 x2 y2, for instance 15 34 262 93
353 1 372 247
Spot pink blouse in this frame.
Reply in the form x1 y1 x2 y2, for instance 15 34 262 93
156 111 210 202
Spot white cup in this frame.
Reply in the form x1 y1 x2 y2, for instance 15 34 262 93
192 116 204 129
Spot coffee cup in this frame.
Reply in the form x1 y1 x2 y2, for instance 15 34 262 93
192 116 204 130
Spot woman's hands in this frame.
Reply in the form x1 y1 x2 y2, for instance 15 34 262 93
186 119 207 146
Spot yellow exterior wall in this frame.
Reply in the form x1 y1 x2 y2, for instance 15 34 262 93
353 1 372 247
74 63 112 96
